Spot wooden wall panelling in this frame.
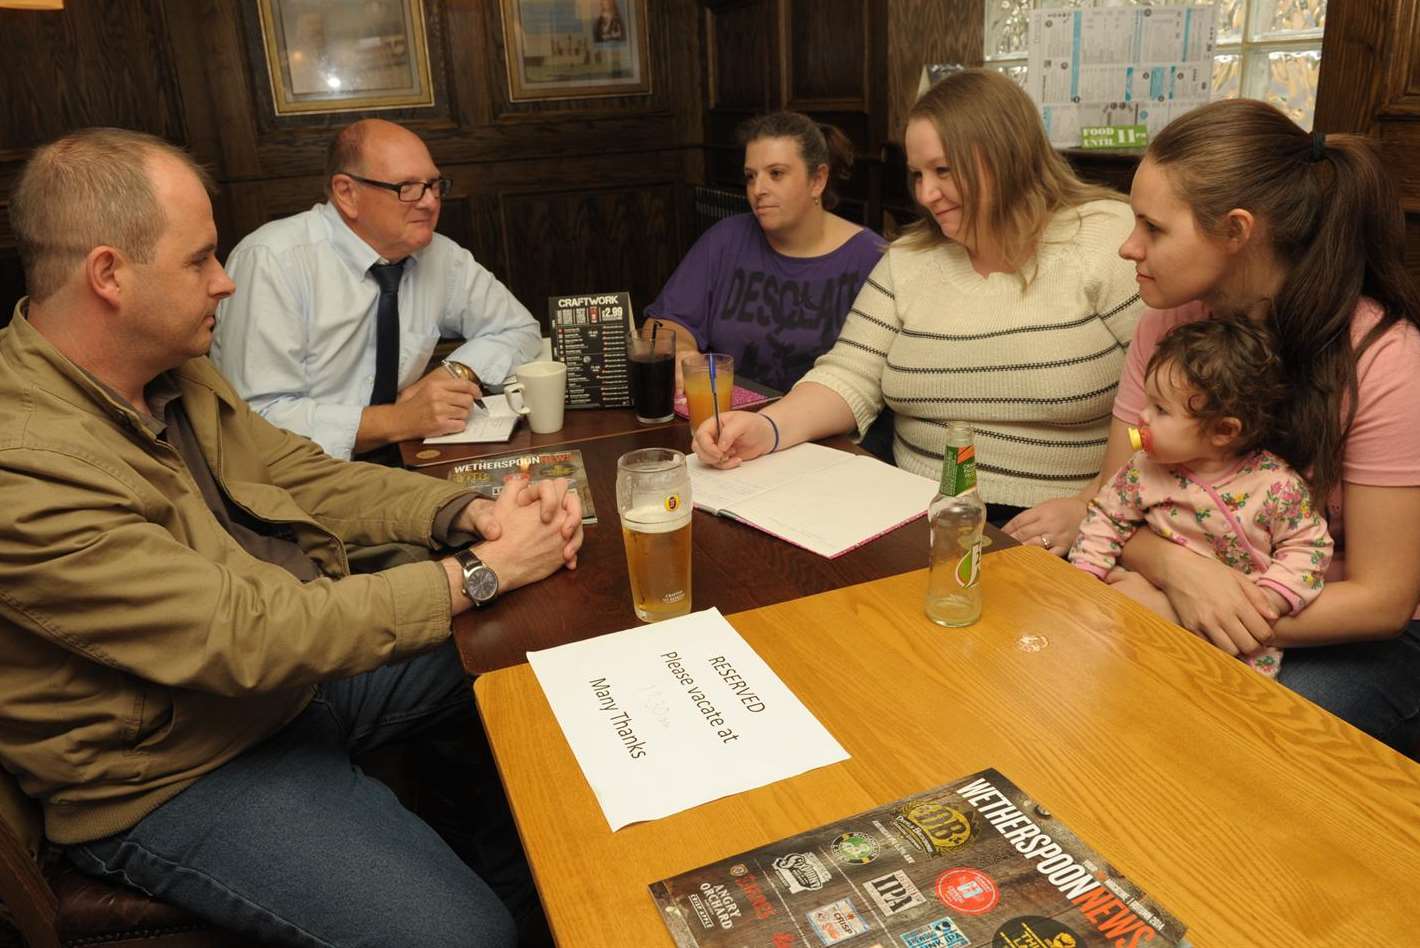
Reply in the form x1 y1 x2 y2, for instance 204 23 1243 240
166 0 264 181
0 0 189 325
1398 0 1420 110
499 182 681 333
0 0 187 238
706 0 775 112
884 0 983 141
1313 0 1420 281
441 0 496 127
1313 0 1392 135
1380 122 1420 214
781 0 868 110
1375 0 1420 216
1407 215 1420 278
0 1 185 163
0 1 707 322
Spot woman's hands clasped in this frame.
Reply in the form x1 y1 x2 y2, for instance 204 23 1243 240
691 411 777 469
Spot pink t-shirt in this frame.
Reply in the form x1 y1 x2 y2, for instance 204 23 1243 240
1114 298 1420 581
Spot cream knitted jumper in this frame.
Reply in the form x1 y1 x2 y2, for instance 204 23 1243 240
800 199 1143 508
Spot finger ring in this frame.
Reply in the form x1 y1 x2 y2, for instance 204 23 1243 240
1040 534 1053 548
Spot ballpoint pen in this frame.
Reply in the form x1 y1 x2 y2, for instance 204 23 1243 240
708 355 722 441
442 360 487 412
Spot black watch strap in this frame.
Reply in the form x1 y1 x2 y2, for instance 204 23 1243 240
453 548 499 606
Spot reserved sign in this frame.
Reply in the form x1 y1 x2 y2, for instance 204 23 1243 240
527 608 849 830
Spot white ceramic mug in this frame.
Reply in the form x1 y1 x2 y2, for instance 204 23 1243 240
504 360 567 434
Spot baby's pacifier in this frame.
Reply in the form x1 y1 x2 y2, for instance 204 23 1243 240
1128 426 1153 454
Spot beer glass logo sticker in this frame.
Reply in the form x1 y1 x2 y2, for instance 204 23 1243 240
892 800 973 857
955 541 981 587
934 867 999 915
772 852 832 893
665 493 680 512
991 915 1080 948
830 831 880 866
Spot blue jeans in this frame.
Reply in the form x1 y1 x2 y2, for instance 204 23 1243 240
1277 619 1420 757
68 643 518 948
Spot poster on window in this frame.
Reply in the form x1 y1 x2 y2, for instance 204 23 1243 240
1026 5 1216 148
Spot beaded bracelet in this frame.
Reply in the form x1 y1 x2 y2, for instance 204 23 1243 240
761 413 780 454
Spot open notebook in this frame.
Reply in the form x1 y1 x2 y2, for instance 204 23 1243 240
422 394 520 444
688 442 938 558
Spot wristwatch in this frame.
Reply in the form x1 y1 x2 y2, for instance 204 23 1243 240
453 547 499 606
442 359 483 388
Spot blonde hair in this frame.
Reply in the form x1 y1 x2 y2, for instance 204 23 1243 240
898 69 1122 283
10 127 212 302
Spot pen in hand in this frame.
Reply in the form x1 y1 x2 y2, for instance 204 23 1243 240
442 360 487 413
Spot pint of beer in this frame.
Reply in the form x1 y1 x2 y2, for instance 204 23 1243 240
616 448 693 622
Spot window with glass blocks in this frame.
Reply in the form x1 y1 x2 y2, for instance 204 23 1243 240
984 0 1326 129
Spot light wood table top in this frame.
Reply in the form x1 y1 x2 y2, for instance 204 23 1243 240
475 546 1420 946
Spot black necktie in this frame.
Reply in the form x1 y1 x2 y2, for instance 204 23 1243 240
368 261 404 406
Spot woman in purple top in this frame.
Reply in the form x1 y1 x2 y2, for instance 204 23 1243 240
645 112 885 394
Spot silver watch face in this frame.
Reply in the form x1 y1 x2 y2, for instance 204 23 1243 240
459 551 498 603
466 566 498 602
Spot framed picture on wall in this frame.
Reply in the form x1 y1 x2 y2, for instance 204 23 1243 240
256 0 436 115
499 0 651 102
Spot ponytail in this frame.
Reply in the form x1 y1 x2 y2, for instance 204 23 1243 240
816 122 855 210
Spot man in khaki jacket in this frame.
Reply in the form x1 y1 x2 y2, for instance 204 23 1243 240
0 128 582 947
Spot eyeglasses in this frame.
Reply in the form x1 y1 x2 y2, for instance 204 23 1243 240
341 172 451 203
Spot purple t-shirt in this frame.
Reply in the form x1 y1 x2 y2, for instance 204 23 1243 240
646 214 885 392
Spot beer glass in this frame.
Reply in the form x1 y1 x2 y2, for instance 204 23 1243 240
616 447 693 622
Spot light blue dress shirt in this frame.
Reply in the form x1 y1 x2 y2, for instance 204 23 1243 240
212 202 541 459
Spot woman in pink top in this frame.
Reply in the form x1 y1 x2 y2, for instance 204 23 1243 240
1015 99 1420 752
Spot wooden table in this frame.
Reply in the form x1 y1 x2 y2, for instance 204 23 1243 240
429 423 1011 673
399 377 782 469
475 547 1420 945
398 406 677 469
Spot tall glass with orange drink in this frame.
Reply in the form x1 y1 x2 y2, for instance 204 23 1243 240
682 353 734 435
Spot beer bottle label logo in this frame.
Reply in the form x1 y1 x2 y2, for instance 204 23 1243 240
665 494 680 512
955 540 981 588
938 444 977 496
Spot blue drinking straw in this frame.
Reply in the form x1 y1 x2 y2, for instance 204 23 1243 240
708 356 722 440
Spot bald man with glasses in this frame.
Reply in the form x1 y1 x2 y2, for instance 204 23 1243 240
213 119 541 460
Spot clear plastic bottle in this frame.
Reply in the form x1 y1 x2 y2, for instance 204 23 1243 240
924 422 987 627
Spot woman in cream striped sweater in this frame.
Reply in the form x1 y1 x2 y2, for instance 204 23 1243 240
693 69 1143 536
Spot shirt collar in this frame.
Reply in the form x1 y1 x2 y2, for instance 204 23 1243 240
85 369 181 438
317 200 423 277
